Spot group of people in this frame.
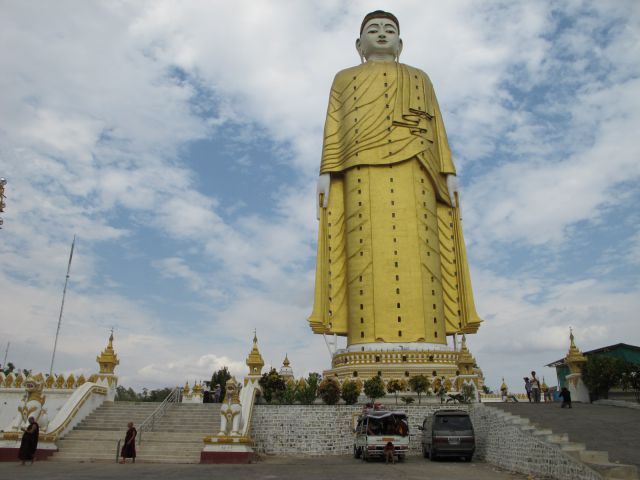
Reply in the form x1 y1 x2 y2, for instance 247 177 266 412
524 371 572 408
523 371 543 403
202 384 222 403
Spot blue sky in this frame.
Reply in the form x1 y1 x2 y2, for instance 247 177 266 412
1 0 639 393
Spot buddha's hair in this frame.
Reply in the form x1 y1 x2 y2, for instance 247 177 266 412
360 10 400 35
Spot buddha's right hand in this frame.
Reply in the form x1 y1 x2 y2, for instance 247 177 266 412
316 173 330 220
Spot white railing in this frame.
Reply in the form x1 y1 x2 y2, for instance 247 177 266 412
137 386 181 445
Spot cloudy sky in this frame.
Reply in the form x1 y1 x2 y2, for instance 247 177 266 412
1 0 638 393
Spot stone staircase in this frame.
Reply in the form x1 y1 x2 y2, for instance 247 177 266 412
486 403 639 479
50 401 220 463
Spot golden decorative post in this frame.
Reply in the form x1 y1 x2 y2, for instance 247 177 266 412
96 332 119 386
309 10 483 386
245 331 264 386
563 328 589 402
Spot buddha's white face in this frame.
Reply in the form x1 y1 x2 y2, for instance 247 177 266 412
357 18 402 61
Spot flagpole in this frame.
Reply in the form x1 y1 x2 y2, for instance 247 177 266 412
49 235 76 377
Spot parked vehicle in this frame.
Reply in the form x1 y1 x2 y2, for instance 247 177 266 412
353 408 409 461
418 409 475 461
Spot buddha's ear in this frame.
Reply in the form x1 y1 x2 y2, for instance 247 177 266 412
396 39 403 61
355 38 364 61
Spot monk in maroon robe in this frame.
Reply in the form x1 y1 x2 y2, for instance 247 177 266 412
18 416 39 465
120 422 137 463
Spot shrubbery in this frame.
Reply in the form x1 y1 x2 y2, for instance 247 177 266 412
341 379 362 404
318 377 341 405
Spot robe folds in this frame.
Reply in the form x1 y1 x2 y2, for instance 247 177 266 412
309 61 482 345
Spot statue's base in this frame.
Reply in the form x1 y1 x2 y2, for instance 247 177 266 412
324 345 481 387
0 437 57 462
201 436 255 464
200 444 255 464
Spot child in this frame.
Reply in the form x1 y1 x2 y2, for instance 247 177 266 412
384 441 395 464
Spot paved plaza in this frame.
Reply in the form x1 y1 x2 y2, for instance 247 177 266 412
0 456 526 480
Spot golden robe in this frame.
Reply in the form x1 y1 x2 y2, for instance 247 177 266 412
309 61 482 346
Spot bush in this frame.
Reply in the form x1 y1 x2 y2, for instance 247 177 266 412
280 381 298 404
259 368 286 403
400 396 415 405
296 373 321 404
363 376 386 402
408 375 430 404
582 356 626 400
341 379 362 405
387 379 407 404
620 361 640 403
318 377 341 405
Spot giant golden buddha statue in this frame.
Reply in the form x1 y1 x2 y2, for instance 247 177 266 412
309 11 483 383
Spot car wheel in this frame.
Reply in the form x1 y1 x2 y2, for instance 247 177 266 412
398 454 405 462
429 446 437 462
353 446 361 459
464 454 473 462
362 449 368 462
422 445 428 458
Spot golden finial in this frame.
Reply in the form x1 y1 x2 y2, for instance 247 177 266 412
96 331 119 375
283 353 290 367
246 330 265 376
565 327 586 374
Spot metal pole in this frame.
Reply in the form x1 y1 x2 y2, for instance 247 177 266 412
2 342 9 368
49 235 76 377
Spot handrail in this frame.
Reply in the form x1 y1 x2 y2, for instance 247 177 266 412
137 386 181 445
115 439 121 463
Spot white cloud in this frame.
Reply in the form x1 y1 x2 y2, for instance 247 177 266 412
1 1 639 395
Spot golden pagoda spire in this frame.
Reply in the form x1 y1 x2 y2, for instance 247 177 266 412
500 377 508 393
96 331 119 375
564 327 586 374
283 353 290 368
246 330 265 376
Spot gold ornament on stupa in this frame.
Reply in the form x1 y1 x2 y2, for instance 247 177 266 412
96 331 119 375
500 377 508 394
564 328 586 374
456 335 476 375
246 331 265 377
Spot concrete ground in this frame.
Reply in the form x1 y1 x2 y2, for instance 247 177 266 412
0 455 526 480
487 401 640 469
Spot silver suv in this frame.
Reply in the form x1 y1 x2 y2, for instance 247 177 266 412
418 409 475 461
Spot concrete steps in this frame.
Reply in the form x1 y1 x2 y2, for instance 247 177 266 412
50 401 221 464
487 404 638 479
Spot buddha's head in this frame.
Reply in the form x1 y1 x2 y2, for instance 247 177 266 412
356 10 403 62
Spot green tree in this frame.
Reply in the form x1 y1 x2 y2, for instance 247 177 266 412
115 386 139 402
341 379 362 405
296 373 321 404
461 383 476 403
481 385 493 394
387 379 407 405
318 377 341 405
280 381 298 404
620 361 640 403
582 355 626 400
259 368 287 403
408 375 430 404
2 362 15 375
210 367 232 401
363 376 386 402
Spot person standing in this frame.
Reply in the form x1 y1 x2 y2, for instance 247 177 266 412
523 377 532 402
18 416 39 465
530 371 541 403
120 422 137 464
